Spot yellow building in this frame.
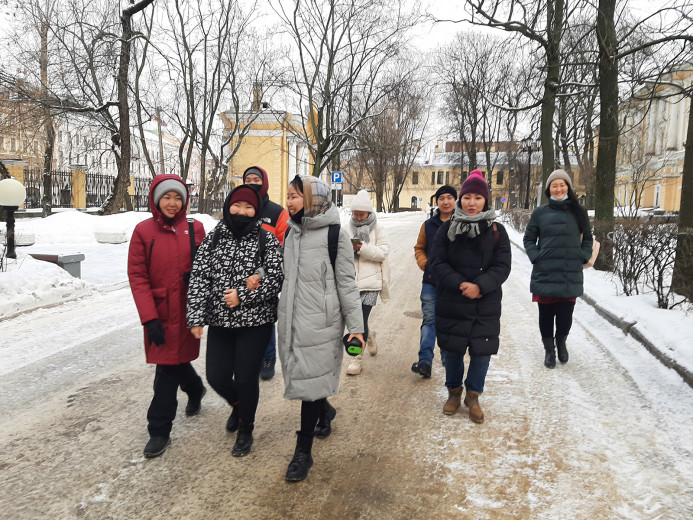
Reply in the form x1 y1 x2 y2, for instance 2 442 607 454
221 110 313 206
615 67 691 213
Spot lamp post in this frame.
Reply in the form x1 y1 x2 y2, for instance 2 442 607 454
0 178 27 259
520 137 533 210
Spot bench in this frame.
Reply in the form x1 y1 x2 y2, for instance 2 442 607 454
29 253 86 278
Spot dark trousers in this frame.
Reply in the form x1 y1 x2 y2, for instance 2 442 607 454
538 302 576 338
362 304 372 343
147 362 204 437
206 324 272 426
300 398 327 436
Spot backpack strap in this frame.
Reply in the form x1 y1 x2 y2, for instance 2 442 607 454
328 223 340 273
187 218 196 264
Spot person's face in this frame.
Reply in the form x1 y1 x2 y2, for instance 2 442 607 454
229 201 256 217
352 210 370 222
461 193 485 216
245 173 262 186
159 191 183 219
437 193 456 214
286 184 304 216
550 179 569 200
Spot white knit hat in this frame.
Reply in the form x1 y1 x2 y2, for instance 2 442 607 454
350 190 374 212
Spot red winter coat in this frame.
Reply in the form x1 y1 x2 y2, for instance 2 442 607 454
127 174 205 365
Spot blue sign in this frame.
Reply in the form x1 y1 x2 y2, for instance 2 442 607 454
331 171 342 183
501 197 508 203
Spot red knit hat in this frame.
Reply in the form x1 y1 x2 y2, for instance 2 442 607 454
228 185 260 212
460 169 489 202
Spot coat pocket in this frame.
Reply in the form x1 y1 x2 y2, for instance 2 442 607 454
152 287 169 321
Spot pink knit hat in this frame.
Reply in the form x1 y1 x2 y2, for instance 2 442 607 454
460 170 489 202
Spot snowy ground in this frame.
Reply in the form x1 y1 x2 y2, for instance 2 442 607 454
1 210 693 519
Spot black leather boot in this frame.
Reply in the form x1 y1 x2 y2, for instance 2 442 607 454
542 337 556 368
285 432 314 482
232 423 254 457
556 335 569 363
314 400 337 439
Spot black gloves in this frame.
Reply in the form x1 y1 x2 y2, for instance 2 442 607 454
145 319 166 346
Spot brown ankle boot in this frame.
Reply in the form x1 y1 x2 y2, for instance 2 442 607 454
443 387 463 415
463 390 484 424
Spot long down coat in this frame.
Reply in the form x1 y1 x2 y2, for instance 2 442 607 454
430 221 512 357
523 199 593 298
277 203 364 402
128 174 205 365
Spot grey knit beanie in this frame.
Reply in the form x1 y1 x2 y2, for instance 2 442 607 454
545 169 573 190
153 178 187 206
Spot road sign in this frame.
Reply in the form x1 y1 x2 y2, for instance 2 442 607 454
331 171 342 183
419 197 423 202
501 197 508 203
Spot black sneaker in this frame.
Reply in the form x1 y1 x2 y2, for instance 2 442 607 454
260 357 276 381
185 386 206 416
411 362 431 378
232 429 254 457
143 435 170 458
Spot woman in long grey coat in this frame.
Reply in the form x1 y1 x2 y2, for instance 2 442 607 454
277 175 364 482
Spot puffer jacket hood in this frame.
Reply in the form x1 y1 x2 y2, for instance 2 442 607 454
243 165 269 199
148 174 190 228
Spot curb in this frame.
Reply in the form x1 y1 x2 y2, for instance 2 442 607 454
507 233 693 390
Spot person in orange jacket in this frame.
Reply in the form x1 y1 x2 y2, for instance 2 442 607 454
242 166 290 380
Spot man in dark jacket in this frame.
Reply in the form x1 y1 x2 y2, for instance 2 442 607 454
243 166 290 380
411 185 457 378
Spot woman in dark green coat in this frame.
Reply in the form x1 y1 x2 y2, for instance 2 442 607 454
523 169 593 368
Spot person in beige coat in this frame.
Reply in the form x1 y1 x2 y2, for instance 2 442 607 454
346 190 391 376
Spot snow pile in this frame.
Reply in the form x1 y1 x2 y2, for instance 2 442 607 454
0 252 94 320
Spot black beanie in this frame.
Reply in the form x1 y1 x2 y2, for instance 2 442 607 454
434 185 457 202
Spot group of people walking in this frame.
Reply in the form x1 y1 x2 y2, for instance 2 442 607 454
127 165 594 481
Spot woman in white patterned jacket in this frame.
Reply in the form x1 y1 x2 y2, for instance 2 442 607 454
187 185 283 458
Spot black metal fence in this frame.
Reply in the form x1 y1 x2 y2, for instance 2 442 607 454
85 173 115 208
133 176 150 211
23 168 74 209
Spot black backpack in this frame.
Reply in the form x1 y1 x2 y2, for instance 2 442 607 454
284 224 340 273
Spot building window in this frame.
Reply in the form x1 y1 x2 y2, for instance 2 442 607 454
496 170 504 186
0 137 3 150
654 183 661 207
10 138 16 151
431 171 436 185
437 171 444 184
412 171 419 185
445 171 450 184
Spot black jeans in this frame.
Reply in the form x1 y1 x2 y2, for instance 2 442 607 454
206 324 272 427
147 362 204 437
538 302 576 338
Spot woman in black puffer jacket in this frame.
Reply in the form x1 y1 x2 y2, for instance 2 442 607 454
187 185 284 457
523 169 593 369
430 170 512 424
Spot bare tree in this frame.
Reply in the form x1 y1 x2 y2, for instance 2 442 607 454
350 78 430 212
272 0 418 177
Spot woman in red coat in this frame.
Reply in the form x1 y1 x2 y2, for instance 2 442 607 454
128 174 206 458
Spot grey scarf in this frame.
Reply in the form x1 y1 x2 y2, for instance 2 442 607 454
447 205 497 241
350 212 377 243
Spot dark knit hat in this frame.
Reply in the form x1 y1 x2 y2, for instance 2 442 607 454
228 185 260 212
434 185 457 202
152 177 187 206
460 170 489 201
545 169 573 190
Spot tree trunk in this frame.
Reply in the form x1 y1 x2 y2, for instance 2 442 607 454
102 0 155 215
594 0 618 270
672 95 693 299
539 0 563 203
40 18 54 218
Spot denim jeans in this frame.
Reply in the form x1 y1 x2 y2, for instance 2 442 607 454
418 283 440 366
263 323 277 361
444 351 490 393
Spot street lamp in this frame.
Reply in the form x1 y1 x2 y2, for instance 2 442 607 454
0 178 27 259
520 137 539 210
